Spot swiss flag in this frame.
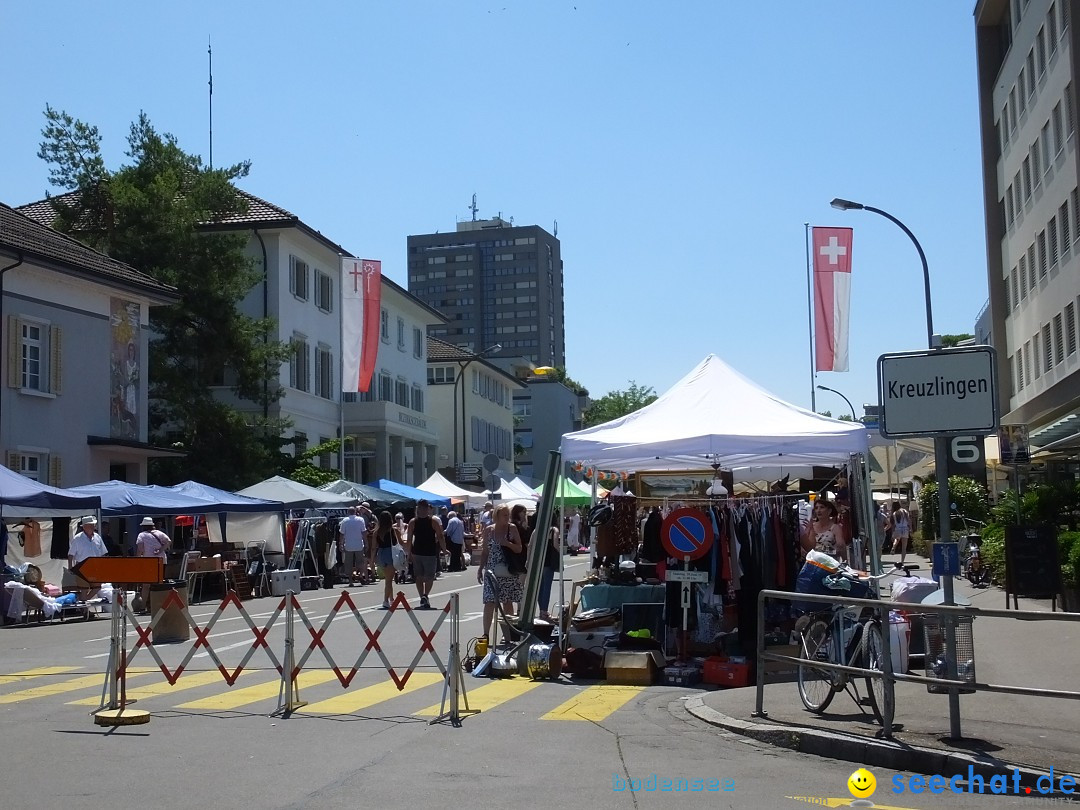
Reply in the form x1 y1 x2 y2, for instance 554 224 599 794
812 227 853 373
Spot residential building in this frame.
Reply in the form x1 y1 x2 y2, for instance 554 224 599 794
0 201 178 485
975 0 1080 460
199 191 447 485
426 336 523 483
407 216 565 368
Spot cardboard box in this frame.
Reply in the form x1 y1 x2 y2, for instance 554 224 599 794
703 656 752 687
604 650 664 685
188 557 221 572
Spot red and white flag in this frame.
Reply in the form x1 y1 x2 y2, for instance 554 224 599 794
812 227 853 372
341 258 382 393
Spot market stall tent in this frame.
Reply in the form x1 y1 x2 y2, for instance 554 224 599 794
236 476 357 510
534 476 592 507
0 464 101 515
560 354 869 471
318 479 416 513
416 471 485 508
367 479 451 510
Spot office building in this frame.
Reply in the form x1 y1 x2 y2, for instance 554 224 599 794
975 0 1080 459
407 216 565 368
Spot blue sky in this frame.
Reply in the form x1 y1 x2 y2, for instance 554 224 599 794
1 1 987 417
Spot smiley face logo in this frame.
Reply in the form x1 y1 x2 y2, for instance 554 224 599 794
847 768 876 798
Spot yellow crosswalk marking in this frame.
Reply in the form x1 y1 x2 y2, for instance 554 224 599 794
299 672 444 715
414 676 542 717
66 669 251 706
174 670 338 711
541 685 643 721
0 666 81 683
0 668 155 704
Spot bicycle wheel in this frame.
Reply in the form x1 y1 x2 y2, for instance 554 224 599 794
797 619 836 713
862 621 892 726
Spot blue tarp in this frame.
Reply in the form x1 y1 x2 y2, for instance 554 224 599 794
367 479 451 510
68 480 283 517
0 464 101 511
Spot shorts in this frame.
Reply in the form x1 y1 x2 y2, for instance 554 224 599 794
342 549 366 574
412 554 438 580
375 546 394 575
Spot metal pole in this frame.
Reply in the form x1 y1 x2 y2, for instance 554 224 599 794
107 586 122 710
806 222 817 412
862 205 934 348
936 438 962 738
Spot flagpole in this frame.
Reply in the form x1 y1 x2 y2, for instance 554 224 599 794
805 223 816 412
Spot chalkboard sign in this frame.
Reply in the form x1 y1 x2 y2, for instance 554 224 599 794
1005 525 1062 604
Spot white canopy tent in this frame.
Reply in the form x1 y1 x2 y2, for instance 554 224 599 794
560 354 869 471
417 471 487 508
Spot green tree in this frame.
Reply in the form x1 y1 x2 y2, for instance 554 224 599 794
284 439 342 488
940 333 974 347
917 475 989 540
539 366 588 396
583 382 658 427
38 106 291 489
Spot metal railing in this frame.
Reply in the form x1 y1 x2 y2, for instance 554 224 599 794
753 588 1080 740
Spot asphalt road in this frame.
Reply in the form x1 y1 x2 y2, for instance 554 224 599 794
1 560 1059 809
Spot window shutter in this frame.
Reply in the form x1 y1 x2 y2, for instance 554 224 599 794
49 455 62 487
7 316 20 388
6 451 18 471
50 325 62 395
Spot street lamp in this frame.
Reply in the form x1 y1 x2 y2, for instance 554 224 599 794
453 343 502 470
816 384 856 420
830 198 934 349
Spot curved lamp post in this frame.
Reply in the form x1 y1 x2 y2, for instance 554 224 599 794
816 384 856 420
453 343 502 468
830 198 934 350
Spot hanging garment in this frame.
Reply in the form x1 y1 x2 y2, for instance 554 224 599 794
611 496 639 555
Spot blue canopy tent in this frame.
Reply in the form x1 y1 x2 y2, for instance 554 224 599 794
0 464 101 514
67 480 208 517
319 479 415 513
367 479 451 510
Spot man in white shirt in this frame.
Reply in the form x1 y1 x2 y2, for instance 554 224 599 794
68 515 108 599
338 506 368 587
136 517 172 609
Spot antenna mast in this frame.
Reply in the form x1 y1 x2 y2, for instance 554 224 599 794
469 193 478 221
208 36 214 170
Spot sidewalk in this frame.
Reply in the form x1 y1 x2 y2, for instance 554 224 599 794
684 552 1080 784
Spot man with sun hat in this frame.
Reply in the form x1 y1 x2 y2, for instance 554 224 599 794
68 515 107 600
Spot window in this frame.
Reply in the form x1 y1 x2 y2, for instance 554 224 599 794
1037 27 1047 76
1034 336 1042 378
290 334 310 392
1006 188 1015 225
513 400 531 417
1010 89 1018 131
1050 215 1060 267
1032 140 1042 187
1067 83 1076 137
1054 313 1065 364
290 256 309 301
315 271 333 313
1053 104 1065 156
1044 323 1054 370
1018 345 1026 389
1028 242 1037 289
1003 104 1012 147
1019 255 1028 299
8 317 61 394
1039 229 1049 277
411 385 423 412
293 432 307 457
1049 4 1059 53
1042 122 1052 172
395 379 408 406
515 429 534 450
1064 0 1071 32
413 327 423 358
397 317 405 349
1018 75 1027 115
1073 189 1080 243
1067 302 1077 355
315 344 333 399
1061 201 1071 254
1023 156 1032 200
380 308 389 342
319 437 333 469
1011 268 1019 310
378 372 393 402
1027 49 1036 96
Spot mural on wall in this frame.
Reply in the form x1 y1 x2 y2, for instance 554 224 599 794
109 298 141 439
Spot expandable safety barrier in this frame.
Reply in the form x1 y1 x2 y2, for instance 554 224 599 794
98 586 472 725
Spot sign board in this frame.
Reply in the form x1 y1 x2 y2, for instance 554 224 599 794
483 453 500 473
931 541 960 578
1005 525 1062 602
73 556 163 585
998 424 1031 465
944 435 988 490
876 346 999 438
680 583 693 609
660 508 714 561
665 569 709 583
485 474 501 495
456 464 483 484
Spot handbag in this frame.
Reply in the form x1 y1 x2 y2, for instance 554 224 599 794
491 562 511 578
391 539 407 570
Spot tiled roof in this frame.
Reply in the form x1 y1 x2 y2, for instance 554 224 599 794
426 336 473 362
0 202 176 299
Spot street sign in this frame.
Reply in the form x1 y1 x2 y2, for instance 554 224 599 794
665 569 709 583
483 453 500 473
660 508 714 561
877 346 999 438
931 542 960 579
680 583 692 609
73 556 163 584
456 464 483 484
485 474 501 495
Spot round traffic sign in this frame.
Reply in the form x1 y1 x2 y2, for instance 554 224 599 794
660 507 714 561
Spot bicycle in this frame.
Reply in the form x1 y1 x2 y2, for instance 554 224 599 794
950 507 991 587
795 561 910 726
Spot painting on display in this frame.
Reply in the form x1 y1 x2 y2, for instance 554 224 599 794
109 298 141 439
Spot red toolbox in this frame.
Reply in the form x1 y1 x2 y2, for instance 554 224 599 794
703 656 752 687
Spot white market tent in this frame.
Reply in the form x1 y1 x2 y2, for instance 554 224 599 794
560 354 869 472
417 471 486 508
508 477 540 498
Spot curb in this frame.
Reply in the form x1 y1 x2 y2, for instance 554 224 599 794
683 696 1079 789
